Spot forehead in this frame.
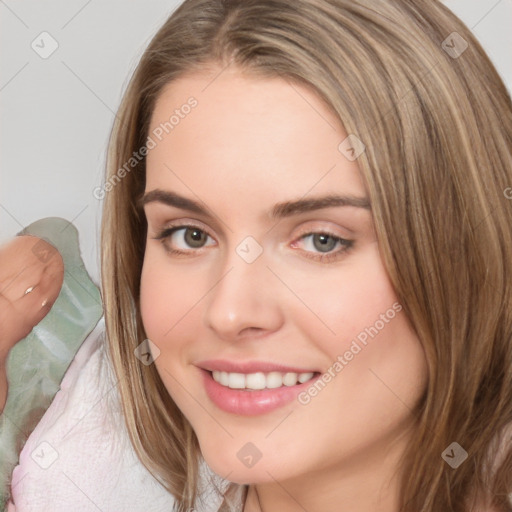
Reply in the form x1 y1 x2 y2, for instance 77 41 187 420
145 67 366 205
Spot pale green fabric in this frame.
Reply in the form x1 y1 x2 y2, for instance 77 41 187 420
0 218 103 509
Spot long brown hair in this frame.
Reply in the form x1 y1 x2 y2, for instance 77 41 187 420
100 1 512 510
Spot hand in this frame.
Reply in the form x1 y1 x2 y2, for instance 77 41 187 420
0 236 64 411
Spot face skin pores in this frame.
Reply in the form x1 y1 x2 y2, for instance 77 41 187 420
140 67 428 512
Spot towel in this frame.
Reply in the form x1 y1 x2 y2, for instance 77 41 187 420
0 217 103 507
8 317 226 511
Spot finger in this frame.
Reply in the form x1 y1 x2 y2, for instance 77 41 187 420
0 239 62 303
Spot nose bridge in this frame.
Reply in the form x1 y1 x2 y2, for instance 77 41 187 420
203 240 283 338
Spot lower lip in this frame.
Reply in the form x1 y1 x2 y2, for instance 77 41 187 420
200 369 318 416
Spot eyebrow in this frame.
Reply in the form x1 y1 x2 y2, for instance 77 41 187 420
139 189 371 219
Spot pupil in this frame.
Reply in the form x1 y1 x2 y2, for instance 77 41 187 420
313 234 336 252
185 228 206 247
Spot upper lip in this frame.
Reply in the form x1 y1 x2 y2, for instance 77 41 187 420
196 359 318 374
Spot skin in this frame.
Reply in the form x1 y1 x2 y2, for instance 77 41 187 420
0 236 64 412
140 67 429 512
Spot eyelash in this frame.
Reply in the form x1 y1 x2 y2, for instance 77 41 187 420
152 224 354 263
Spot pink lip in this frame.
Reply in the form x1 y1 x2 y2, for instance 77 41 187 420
197 361 319 416
197 359 318 374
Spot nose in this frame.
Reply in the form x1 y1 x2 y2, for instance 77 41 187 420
203 253 285 341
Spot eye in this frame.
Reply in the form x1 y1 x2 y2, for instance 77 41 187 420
153 225 216 255
292 232 353 262
173 227 210 249
304 233 340 253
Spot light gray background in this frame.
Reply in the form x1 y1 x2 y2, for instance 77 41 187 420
1 0 511 285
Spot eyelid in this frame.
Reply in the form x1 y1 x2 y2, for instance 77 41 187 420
291 221 353 241
290 230 352 250
152 219 216 240
288 225 355 262
150 219 354 262
144 204 225 238
151 221 218 257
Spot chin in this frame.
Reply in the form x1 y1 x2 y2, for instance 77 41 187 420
198 438 285 484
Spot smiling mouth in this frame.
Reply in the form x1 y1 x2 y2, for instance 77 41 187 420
210 370 319 390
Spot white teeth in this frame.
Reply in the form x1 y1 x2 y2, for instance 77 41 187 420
228 372 246 389
283 372 298 386
211 370 316 390
298 372 314 383
266 372 283 389
246 372 266 390
220 371 229 387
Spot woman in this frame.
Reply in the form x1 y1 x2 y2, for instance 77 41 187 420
101 0 512 510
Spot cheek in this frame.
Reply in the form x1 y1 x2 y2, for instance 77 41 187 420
139 252 201 409
288 247 402 353
139 249 212 366
140 255 167 339
139 250 194 341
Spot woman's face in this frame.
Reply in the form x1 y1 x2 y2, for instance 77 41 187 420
140 67 428 490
